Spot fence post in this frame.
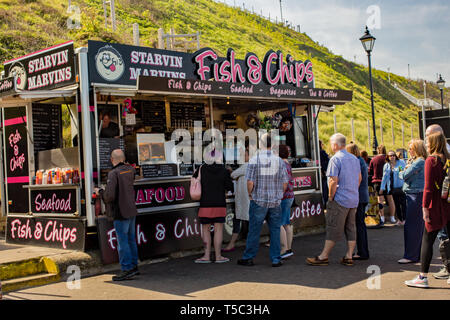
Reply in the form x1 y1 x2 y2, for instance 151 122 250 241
133 23 139 46
157 28 164 49
402 123 405 147
170 27 175 50
410 124 413 141
110 0 116 31
380 119 383 145
391 119 395 147
333 114 337 133
351 118 355 142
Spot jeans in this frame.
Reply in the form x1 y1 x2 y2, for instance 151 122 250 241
355 202 369 258
403 193 424 262
393 190 407 222
114 217 138 271
438 228 449 241
242 200 282 264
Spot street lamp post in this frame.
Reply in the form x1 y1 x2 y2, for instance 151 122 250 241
437 74 445 110
360 26 378 155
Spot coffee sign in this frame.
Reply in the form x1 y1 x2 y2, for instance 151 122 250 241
0 76 17 97
3 41 76 91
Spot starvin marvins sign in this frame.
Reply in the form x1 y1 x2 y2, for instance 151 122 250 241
3 41 75 91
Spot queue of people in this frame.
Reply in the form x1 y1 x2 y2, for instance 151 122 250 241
96 125 449 290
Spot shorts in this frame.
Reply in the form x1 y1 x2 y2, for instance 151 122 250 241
199 217 226 224
325 200 357 242
281 197 295 226
373 183 382 195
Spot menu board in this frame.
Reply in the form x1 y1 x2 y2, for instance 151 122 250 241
170 103 206 128
141 101 166 132
99 138 125 169
141 164 178 178
32 104 62 152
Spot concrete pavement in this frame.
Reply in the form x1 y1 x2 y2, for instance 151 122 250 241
2 223 449 300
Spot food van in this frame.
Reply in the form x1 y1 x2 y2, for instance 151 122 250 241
1 40 352 264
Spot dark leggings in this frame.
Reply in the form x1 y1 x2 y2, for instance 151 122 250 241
393 191 407 222
420 222 450 273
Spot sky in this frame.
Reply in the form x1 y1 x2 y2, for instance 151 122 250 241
220 0 450 85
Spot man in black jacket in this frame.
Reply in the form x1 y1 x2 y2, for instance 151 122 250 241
95 149 139 281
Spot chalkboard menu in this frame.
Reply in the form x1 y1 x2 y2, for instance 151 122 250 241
179 163 203 176
99 138 125 169
32 104 62 152
141 101 166 132
170 103 206 128
142 164 178 178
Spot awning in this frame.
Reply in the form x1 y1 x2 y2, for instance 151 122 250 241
0 85 78 107
137 76 353 106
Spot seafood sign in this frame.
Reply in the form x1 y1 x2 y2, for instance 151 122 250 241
31 189 77 214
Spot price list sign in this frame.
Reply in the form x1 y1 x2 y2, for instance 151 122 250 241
141 101 166 132
32 104 62 152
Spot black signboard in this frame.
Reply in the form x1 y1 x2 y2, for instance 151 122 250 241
138 76 353 103
3 107 29 213
32 104 62 152
99 138 125 169
141 100 166 132
4 41 76 91
30 188 77 214
135 179 191 210
170 102 206 128
97 204 233 264
141 163 178 178
6 216 85 250
179 163 194 176
0 76 17 97
97 191 324 264
292 169 318 191
418 108 450 143
87 41 316 90
88 40 193 87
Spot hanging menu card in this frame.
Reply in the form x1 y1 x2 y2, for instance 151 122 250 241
32 104 62 152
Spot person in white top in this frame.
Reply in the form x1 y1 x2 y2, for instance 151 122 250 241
223 148 250 252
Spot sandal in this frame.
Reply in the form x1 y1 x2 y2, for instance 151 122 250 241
195 258 212 264
306 256 329 266
222 247 235 252
215 257 230 263
340 257 354 266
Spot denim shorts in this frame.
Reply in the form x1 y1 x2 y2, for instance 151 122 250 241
281 198 295 226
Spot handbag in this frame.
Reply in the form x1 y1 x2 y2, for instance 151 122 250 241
190 165 202 201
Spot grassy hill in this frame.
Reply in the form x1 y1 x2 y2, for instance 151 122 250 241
0 0 448 153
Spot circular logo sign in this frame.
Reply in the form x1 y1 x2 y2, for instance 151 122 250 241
95 45 125 82
8 63 27 90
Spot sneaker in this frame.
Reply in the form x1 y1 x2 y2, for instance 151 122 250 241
390 217 397 223
130 266 140 275
433 267 449 279
237 258 254 266
281 249 294 259
112 269 136 281
405 275 429 288
272 261 283 267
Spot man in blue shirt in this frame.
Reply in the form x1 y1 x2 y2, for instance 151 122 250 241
306 133 361 266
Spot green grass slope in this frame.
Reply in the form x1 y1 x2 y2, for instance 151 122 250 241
0 0 448 153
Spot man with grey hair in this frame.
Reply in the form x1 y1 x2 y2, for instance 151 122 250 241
307 133 362 266
425 124 450 281
95 149 139 281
